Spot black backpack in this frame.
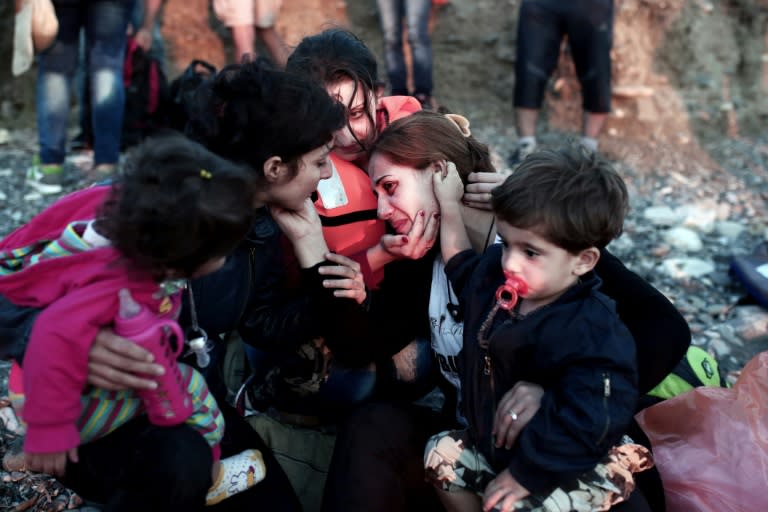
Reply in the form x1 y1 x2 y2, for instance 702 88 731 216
167 59 217 133
121 38 170 149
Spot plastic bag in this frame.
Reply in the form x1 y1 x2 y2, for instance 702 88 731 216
12 0 59 76
635 351 768 512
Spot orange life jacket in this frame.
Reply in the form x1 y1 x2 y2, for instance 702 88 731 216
315 154 384 258
376 96 422 132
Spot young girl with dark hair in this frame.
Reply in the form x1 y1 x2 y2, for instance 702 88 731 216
3 135 265 505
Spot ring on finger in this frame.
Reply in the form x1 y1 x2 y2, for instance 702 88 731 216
507 410 518 421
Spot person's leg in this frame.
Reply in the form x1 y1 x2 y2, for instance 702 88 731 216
566 0 613 150
84 0 130 168
29 2 81 193
377 0 408 95
511 0 565 163
253 0 288 67
74 29 93 150
255 27 289 68
404 0 433 102
231 24 256 62
321 402 447 512
514 107 539 139
424 430 493 512
36 3 81 167
63 416 212 511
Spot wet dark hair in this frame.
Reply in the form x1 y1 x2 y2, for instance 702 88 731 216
369 111 495 182
287 29 381 153
186 58 345 178
97 134 257 279
491 146 629 253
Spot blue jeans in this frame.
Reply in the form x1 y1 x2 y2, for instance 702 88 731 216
76 0 165 142
37 0 131 165
376 0 433 96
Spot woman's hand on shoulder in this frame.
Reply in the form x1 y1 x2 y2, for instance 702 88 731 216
88 328 164 391
463 171 507 211
318 252 367 304
492 380 545 449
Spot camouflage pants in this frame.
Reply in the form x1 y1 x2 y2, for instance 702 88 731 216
424 430 653 511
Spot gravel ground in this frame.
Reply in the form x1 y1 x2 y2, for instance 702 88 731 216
0 123 767 510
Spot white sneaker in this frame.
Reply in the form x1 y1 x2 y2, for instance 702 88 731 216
26 161 64 195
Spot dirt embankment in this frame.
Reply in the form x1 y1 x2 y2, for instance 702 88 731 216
1 0 766 172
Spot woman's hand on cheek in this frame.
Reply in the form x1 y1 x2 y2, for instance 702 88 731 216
380 209 439 260
270 198 324 243
463 171 507 211
272 198 329 267
432 161 464 208
318 252 367 304
88 328 163 391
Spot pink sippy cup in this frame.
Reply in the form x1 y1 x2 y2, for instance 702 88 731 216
115 288 193 426
495 272 528 310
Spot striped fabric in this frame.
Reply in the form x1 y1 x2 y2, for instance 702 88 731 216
0 222 91 275
77 363 225 448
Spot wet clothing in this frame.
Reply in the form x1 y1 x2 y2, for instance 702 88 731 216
514 0 613 113
445 245 638 495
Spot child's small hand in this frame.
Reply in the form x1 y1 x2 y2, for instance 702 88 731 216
25 447 79 477
432 161 464 207
318 252 367 304
482 469 530 512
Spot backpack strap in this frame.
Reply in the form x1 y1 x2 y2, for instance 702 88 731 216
123 37 140 89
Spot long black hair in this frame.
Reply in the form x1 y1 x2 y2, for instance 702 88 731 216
186 58 345 178
287 29 381 153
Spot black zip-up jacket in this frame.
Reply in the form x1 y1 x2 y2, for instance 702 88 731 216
446 245 639 496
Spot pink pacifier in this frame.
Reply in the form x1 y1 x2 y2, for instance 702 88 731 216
495 272 528 310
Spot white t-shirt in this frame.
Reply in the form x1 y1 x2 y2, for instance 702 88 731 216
428 254 466 424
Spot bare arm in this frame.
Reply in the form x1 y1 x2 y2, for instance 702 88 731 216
134 0 162 51
432 162 471 263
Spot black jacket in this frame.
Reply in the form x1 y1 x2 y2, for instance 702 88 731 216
182 207 367 355
446 246 639 496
